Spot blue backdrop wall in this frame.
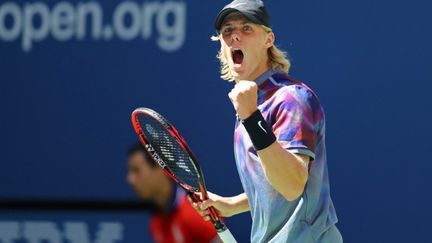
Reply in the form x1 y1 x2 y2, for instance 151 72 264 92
1 0 431 242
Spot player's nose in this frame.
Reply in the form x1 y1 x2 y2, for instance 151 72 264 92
231 30 241 42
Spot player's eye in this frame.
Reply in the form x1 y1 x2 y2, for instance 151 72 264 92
222 26 233 34
243 25 252 32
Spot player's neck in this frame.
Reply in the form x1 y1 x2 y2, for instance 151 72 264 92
235 63 271 83
153 179 173 213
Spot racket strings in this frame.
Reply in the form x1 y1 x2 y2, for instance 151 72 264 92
138 115 200 190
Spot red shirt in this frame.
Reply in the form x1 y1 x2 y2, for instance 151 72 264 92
150 188 218 243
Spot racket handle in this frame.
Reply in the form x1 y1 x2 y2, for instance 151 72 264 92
190 192 201 203
189 192 219 221
188 192 237 242
208 209 237 243
217 227 237 243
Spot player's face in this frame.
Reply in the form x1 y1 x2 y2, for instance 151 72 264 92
220 14 274 82
127 152 161 199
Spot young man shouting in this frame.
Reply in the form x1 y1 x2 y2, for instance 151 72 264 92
193 1 343 242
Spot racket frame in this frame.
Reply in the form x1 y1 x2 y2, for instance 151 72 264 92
131 108 222 226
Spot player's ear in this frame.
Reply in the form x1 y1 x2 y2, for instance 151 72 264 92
264 31 275 48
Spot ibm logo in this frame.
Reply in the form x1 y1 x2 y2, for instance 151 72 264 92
0 221 123 243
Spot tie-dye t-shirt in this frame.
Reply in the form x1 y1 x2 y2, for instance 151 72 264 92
234 70 339 242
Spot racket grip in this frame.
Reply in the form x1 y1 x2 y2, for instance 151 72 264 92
188 191 219 220
217 227 237 243
188 192 236 242
208 206 221 221
208 208 237 243
189 192 220 221
190 192 201 202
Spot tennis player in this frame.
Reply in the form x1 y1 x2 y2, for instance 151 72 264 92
193 0 343 242
127 142 221 243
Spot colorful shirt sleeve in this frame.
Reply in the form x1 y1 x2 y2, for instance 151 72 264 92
270 85 320 159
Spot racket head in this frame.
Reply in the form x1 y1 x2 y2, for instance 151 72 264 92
131 107 206 194
131 107 228 233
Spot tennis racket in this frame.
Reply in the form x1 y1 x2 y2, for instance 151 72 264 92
131 107 237 243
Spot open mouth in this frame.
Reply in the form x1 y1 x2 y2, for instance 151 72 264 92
231 49 244 65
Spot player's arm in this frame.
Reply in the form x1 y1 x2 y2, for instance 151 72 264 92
229 80 309 201
191 192 250 220
257 143 309 201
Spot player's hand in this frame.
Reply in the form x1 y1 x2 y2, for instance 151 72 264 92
189 192 238 221
228 80 258 120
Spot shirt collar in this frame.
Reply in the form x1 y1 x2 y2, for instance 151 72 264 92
168 185 185 212
255 69 277 86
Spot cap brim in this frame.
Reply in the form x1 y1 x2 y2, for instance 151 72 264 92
214 8 263 30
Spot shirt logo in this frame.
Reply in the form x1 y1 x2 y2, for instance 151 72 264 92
258 121 268 134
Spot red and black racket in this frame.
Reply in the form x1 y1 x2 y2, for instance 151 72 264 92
131 107 237 243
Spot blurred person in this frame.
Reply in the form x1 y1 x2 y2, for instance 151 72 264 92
192 0 342 242
127 142 220 243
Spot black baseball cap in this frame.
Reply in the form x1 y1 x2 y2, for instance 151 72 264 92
214 0 271 30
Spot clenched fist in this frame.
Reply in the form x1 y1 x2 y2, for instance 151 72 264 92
228 80 258 120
